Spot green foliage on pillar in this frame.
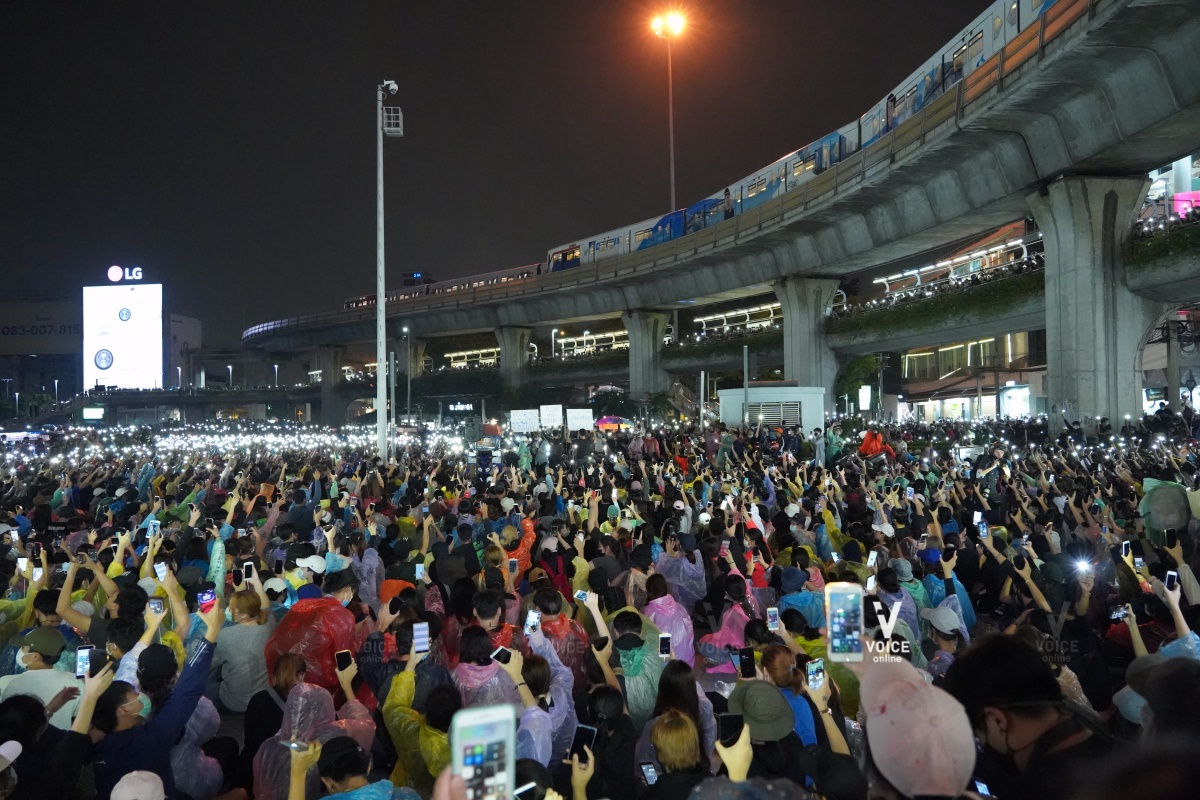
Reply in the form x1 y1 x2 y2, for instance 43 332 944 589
825 271 1044 339
1126 224 1200 266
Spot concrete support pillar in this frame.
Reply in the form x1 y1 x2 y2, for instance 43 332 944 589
622 310 671 400
1167 320 1181 410
773 277 841 412
314 346 345 427
495 327 533 392
1027 176 1165 434
410 338 428 377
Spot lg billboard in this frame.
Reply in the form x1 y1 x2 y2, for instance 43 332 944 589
82 281 163 390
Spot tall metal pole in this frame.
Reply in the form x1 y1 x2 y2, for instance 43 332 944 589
375 85 388 456
699 369 705 430
743 345 750 426
389 351 397 459
666 37 676 210
405 333 412 423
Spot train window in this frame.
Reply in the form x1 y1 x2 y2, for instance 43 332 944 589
952 43 967 72
792 157 815 178
634 228 653 244
967 31 983 64
745 177 767 198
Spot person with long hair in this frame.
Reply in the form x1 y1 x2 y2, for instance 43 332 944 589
697 557 756 673
634 660 715 790
759 645 819 746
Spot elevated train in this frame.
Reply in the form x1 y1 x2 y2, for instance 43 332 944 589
343 0 1069 313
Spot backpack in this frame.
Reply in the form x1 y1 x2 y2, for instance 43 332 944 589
539 553 573 598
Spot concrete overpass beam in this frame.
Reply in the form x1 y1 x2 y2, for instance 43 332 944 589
774 278 840 413
495 327 533 393
1027 176 1165 434
314 346 346 427
623 310 671 400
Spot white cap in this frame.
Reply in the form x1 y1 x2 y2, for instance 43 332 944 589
672 500 686 511
784 503 801 518
115 487 128 498
72 600 96 617
263 578 288 594
500 498 516 513
920 605 961 636
297 555 327 574
111 770 166 800
697 512 712 525
872 522 896 538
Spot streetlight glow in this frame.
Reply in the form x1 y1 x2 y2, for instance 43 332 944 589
653 12 685 37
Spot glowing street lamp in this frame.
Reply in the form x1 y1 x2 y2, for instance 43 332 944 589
651 11 685 210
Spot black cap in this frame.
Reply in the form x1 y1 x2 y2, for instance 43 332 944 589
138 643 177 680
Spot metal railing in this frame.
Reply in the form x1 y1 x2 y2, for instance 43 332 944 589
242 0 1098 345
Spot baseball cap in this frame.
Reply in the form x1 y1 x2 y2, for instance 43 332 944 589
784 503 801 518
137 644 177 681
920 606 960 636
860 661 975 798
672 500 686 511
111 771 166 800
697 512 712 526
262 577 288 595
297 555 327 574
677 533 698 552
527 568 550 586
728 680 795 742
781 567 808 594
499 497 516 513
9 627 66 658
921 606 960 638
871 522 895 538
888 558 914 583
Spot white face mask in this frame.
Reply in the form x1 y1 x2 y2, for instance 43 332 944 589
13 649 31 673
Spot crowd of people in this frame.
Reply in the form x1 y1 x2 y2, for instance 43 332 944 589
0 411 1198 800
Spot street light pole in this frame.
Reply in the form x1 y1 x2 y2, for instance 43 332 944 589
666 35 675 210
375 80 401 454
273 364 279 388
652 12 685 210
403 326 412 423
227 365 233 387
376 83 389 455
551 329 559 360
53 379 58 404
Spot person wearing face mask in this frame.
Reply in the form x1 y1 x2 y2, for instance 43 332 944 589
0 628 76 729
210 587 276 713
943 634 1115 800
91 594 226 800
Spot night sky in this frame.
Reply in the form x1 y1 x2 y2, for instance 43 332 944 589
1 1 990 346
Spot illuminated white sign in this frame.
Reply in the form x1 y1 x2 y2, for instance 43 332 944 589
448 402 474 411
82 407 105 420
83 283 163 389
107 265 144 282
